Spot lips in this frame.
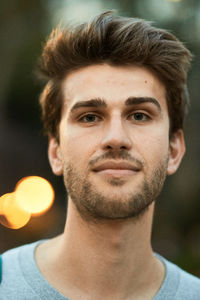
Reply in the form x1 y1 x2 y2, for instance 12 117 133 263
92 161 140 175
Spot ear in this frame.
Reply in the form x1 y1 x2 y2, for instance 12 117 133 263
167 129 185 175
48 137 63 176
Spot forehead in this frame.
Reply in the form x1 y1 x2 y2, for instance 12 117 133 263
61 64 167 111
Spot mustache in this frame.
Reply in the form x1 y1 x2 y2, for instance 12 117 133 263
88 151 144 169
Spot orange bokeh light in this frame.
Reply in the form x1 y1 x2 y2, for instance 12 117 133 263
15 176 55 216
0 193 31 229
0 176 55 229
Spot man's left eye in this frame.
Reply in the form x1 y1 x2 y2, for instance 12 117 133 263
131 112 150 121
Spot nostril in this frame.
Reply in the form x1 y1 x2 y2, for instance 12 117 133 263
105 144 128 151
101 127 132 151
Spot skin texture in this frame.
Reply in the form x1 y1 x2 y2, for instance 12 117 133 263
36 64 185 300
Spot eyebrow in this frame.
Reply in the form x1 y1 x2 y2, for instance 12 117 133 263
125 97 161 111
69 96 161 113
70 98 106 112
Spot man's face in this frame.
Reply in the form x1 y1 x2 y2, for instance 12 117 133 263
49 64 185 221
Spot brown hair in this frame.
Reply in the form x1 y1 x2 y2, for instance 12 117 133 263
37 11 192 140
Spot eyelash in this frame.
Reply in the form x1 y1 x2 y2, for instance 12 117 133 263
78 112 151 123
129 112 150 121
79 114 101 123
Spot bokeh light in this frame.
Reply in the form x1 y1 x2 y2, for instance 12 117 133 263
0 193 31 229
0 176 55 229
15 176 55 215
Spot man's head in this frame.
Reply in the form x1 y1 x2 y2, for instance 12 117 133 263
38 11 192 141
37 12 192 221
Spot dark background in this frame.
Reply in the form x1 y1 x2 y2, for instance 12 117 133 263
0 0 200 276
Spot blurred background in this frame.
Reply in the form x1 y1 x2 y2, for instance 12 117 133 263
0 0 200 276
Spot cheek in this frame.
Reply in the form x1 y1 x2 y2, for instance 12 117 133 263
150 137 169 168
60 126 100 168
136 127 169 163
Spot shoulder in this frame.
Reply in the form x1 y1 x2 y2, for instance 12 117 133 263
177 265 200 297
1 240 41 274
155 254 200 300
0 240 45 300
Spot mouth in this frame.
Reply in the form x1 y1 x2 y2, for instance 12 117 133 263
92 161 141 177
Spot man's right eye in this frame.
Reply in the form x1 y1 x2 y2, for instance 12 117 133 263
79 114 100 123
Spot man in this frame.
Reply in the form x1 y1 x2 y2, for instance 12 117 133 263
1 11 200 300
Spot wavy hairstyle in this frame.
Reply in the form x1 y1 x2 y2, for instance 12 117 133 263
37 11 192 140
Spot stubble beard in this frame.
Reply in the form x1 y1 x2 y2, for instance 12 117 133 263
63 155 168 222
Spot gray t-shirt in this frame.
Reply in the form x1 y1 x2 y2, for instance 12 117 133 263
0 240 200 299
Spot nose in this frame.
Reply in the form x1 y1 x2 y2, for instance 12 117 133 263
100 116 132 151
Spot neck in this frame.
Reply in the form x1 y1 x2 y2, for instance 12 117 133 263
36 200 165 299
64 199 154 262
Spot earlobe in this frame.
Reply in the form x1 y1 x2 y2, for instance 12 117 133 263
167 129 185 175
48 138 63 176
